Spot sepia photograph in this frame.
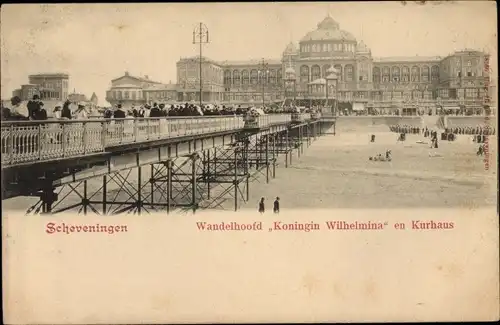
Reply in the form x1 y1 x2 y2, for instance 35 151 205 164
1 2 498 323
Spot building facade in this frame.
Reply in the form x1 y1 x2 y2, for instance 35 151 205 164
174 15 495 113
106 72 178 108
28 73 69 101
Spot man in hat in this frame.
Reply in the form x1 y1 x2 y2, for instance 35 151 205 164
113 104 126 118
61 100 72 119
27 94 42 120
75 103 88 120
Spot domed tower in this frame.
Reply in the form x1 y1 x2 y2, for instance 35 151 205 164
282 41 299 64
356 41 371 56
299 15 357 54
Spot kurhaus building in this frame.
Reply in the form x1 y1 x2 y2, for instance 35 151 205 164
176 15 493 114
108 16 493 114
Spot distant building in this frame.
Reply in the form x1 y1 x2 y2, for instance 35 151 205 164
173 15 494 114
106 72 177 108
28 73 69 101
12 89 22 99
90 92 98 105
20 84 39 101
68 91 88 103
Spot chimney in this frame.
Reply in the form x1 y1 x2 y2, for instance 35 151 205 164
145 75 149 80
125 71 129 76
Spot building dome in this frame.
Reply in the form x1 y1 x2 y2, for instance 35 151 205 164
356 41 370 53
283 42 298 55
285 67 296 75
300 16 356 42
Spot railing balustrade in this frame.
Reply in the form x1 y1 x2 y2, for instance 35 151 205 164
1 114 305 166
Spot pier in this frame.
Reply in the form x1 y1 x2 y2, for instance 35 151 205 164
1 113 336 215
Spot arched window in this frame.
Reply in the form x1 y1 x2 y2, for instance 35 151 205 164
250 69 258 85
402 66 410 82
311 65 321 80
431 65 439 81
269 70 276 84
382 67 390 83
421 66 429 82
277 69 282 84
373 67 381 83
224 70 232 85
391 66 401 83
322 65 330 78
345 64 354 82
300 65 310 83
411 66 420 82
233 70 240 85
359 64 368 82
242 70 249 85
334 65 342 82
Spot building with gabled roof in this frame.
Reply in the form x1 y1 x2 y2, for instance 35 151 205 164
106 72 178 108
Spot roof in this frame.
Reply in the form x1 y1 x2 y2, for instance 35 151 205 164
111 73 163 84
283 42 298 55
309 78 326 85
300 16 356 42
29 73 69 78
356 41 370 53
143 83 177 91
219 59 282 66
178 56 220 65
373 56 442 63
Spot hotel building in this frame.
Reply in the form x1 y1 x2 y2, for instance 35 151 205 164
107 16 494 114
178 15 494 114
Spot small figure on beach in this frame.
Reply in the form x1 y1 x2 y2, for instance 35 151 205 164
273 197 280 214
258 197 265 214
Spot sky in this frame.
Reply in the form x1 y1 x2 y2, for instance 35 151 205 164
1 2 497 106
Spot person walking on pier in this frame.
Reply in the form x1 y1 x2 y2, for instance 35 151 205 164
258 197 265 214
273 197 280 214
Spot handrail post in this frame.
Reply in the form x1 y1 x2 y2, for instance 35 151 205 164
9 124 14 164
38 124 42 160
146 119 150 140
62 123 66 158
83 122 88 155
119 119 124 144
102 121 107 148
134 119 138 142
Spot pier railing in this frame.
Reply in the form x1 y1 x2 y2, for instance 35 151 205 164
1 114 301 166
291 113 312 122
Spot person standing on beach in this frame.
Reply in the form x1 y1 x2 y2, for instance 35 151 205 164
273 197 280 214
258 198 265 214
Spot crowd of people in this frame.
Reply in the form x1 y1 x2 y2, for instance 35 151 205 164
389 125 423 134
1 95 92 121
101 102 309 119
445 126 495 136
1 95 315 121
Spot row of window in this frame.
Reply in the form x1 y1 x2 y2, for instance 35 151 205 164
223 69 283 85
222 64 458 85
374 66 439 83
222 93 283 101
39 91 61 100
300 43 355 53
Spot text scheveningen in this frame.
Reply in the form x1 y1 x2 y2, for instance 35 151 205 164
46 222 128 235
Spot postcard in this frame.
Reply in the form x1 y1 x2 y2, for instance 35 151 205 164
1 2 498 323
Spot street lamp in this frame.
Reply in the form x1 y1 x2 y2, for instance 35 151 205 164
326 66 339 116
193 23 209 109
284 66 297 108
258 59 269 108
